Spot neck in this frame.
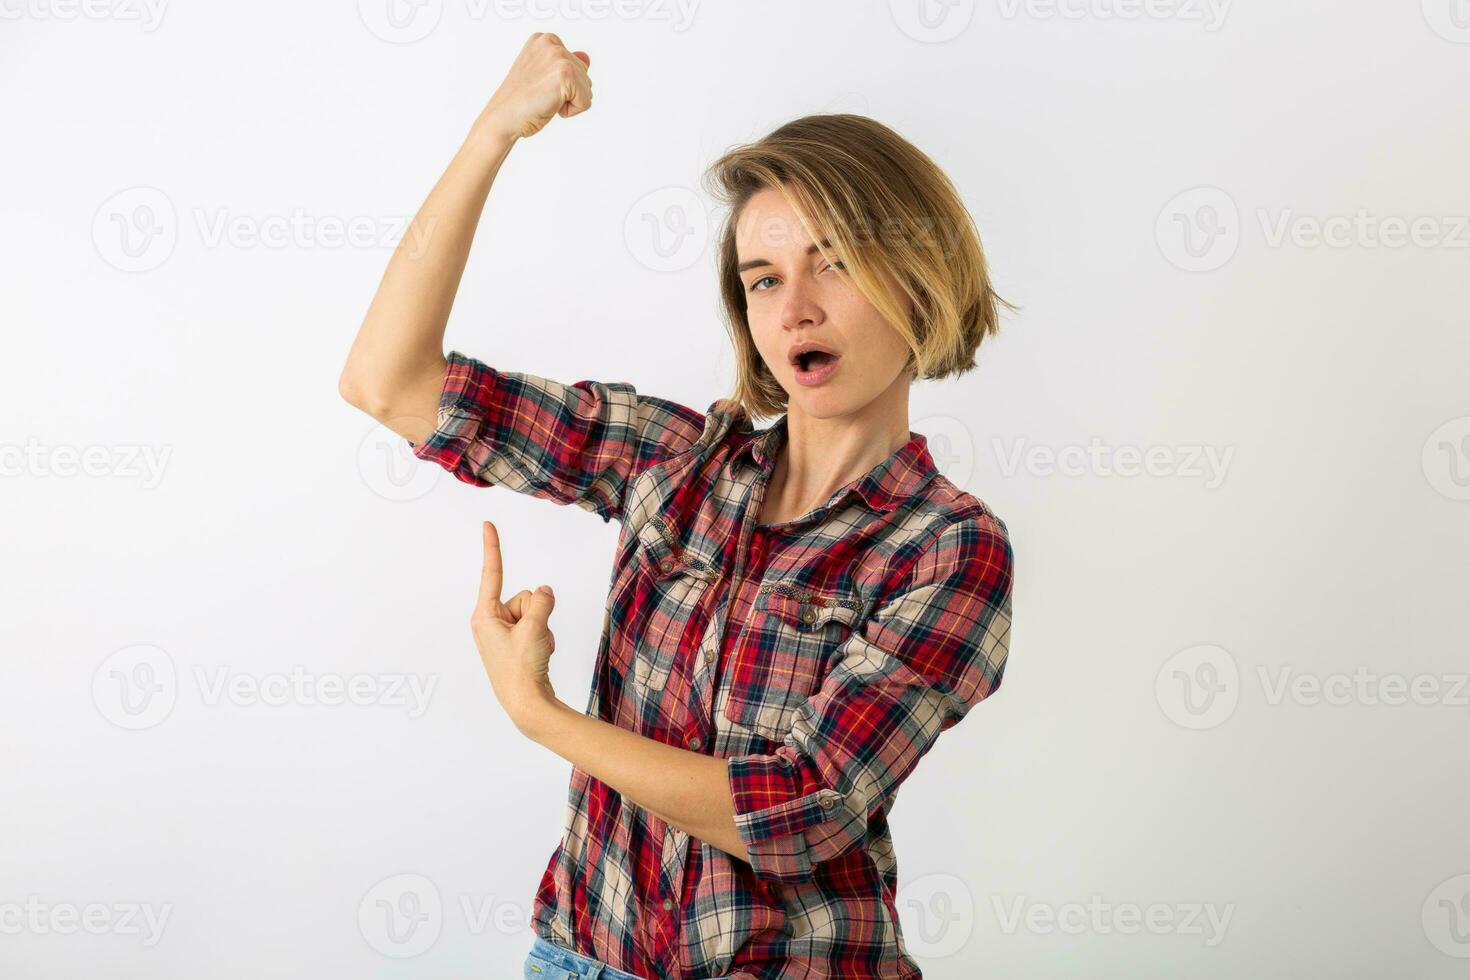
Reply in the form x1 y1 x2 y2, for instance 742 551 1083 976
762 370 912 524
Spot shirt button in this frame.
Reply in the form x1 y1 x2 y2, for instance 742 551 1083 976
659 559 674 573
800 608 817 625
704 649 715 665
661 897 674 911
820 795 836 810
687 735 702 750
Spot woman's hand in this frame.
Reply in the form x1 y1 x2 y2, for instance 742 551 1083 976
470 519 562 734
476 32 593 143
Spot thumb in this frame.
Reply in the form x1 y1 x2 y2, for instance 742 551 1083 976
522 584 556 627
572 50 590 68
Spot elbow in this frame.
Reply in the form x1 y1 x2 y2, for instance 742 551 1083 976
338 364 392 420
337 367 366 410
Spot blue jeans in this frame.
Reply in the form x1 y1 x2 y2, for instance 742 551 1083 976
522 934 649 980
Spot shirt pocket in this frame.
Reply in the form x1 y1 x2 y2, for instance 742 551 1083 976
626 516 717 697
721 584 865 739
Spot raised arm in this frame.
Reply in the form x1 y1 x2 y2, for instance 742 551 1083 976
337 32 594 442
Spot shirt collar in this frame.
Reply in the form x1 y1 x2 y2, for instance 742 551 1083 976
722 410 940 515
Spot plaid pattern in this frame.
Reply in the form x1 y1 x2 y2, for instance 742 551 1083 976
410 351 1015 980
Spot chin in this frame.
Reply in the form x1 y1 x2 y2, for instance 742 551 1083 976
786 388 857 419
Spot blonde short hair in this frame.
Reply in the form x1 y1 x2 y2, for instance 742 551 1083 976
703 113 1014 419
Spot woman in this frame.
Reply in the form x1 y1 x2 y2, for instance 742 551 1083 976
340 32 1015 980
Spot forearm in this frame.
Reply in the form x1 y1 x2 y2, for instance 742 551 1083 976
525 701 751 864
340 116 518 422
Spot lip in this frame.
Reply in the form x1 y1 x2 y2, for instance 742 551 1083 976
792 353 841 387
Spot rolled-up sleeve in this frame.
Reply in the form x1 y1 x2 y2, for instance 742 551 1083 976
407 350 708 523
726 513 1014 886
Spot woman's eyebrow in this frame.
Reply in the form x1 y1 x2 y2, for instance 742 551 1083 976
735 240 831 274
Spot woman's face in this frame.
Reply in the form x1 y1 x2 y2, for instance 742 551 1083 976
734 187 913 420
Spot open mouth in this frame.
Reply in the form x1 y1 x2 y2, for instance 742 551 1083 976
796 350 838 372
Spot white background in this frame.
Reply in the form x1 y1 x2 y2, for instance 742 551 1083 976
3 1 1469 977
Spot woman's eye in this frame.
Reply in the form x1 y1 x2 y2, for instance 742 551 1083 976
749 275 778 292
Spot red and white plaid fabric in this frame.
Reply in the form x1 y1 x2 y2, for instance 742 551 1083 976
409 350 1015 979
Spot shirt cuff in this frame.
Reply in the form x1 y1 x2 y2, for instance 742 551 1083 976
407 350 501 486
726 749 859 886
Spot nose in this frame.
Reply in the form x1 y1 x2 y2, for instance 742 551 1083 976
779 276 825 331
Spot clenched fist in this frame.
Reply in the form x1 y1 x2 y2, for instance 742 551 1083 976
477 32 593 142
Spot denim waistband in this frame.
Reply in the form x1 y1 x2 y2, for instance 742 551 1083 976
525 934 649 980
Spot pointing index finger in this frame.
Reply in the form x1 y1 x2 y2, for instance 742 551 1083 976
479 520 503 609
